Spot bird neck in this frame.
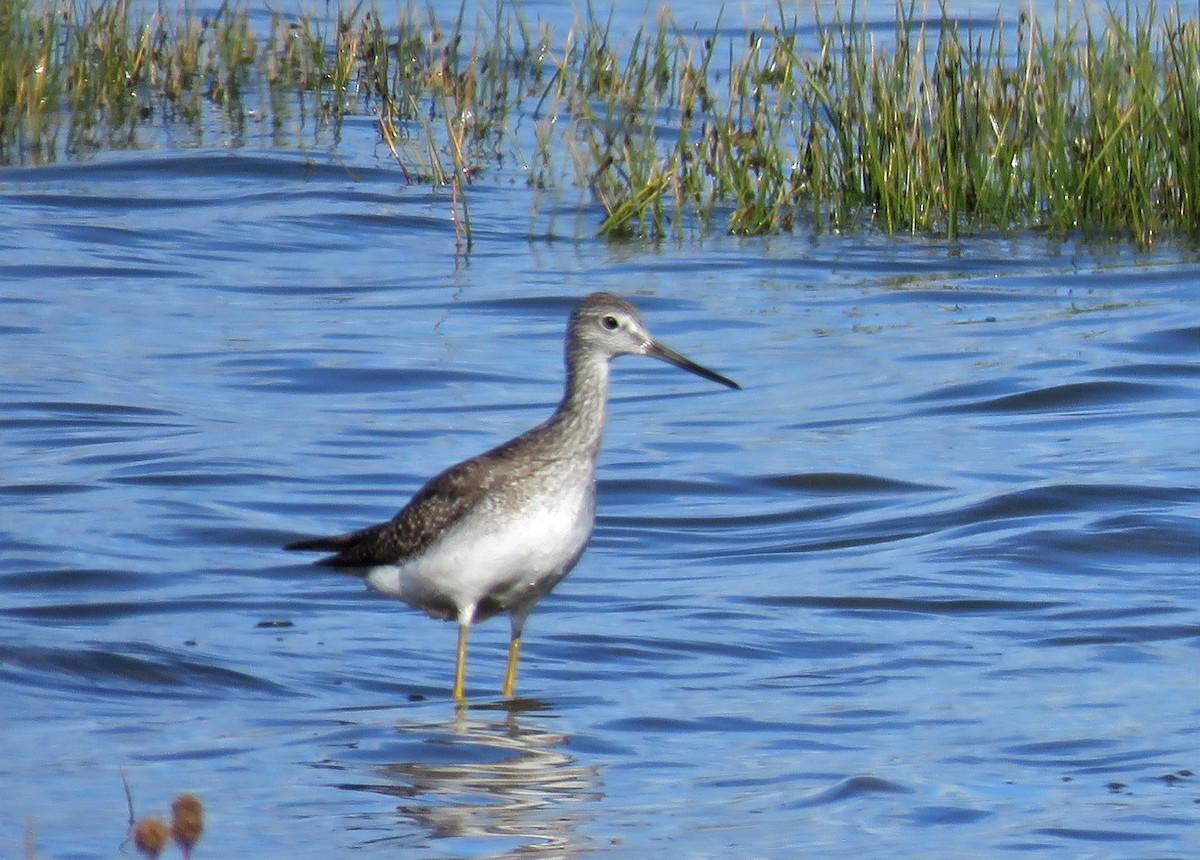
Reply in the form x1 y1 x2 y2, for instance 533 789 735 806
552 347 611 453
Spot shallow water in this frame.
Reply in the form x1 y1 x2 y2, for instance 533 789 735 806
3 3 1200 858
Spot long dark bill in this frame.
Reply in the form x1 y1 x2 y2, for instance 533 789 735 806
647 340 741 390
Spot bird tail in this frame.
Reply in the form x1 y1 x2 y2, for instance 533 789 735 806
285 535 351 553
284 527 381 571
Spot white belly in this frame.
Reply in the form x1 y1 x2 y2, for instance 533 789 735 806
365 480 595 623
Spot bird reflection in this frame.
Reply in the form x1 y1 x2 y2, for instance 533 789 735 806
336 703 602 857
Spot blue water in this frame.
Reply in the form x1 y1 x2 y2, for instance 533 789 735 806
3 2 1200 858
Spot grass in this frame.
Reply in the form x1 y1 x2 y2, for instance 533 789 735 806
0 0 1197 245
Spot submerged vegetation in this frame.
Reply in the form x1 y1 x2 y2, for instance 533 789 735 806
0 0 1197 244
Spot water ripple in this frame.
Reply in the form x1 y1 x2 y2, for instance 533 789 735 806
914 379 1180 414
0 642 288 699
791 775 913 807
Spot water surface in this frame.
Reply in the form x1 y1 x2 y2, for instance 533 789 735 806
2 3 1199 858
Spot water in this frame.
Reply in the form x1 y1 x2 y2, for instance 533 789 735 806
3 3 1200 858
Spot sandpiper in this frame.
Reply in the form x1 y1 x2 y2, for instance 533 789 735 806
286 292 739 702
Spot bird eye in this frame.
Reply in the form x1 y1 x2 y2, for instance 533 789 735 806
600 315 619 330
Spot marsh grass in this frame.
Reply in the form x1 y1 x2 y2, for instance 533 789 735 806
1 0 1196 244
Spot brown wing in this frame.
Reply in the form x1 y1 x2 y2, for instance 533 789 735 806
284 448 512 569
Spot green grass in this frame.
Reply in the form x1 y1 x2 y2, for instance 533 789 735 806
1 0 1197 245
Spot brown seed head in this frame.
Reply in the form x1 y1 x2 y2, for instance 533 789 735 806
132 816 170 858
171 793 205 851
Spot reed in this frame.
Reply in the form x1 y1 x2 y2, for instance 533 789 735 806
0 0 1196 244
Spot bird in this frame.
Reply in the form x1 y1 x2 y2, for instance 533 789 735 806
285 292 740 703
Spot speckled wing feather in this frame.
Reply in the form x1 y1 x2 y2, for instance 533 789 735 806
285 453 505 569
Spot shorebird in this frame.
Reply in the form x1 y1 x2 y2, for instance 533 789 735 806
286 292 739 702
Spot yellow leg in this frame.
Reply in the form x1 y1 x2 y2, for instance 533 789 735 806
501 634 522 698
453 623 469 703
